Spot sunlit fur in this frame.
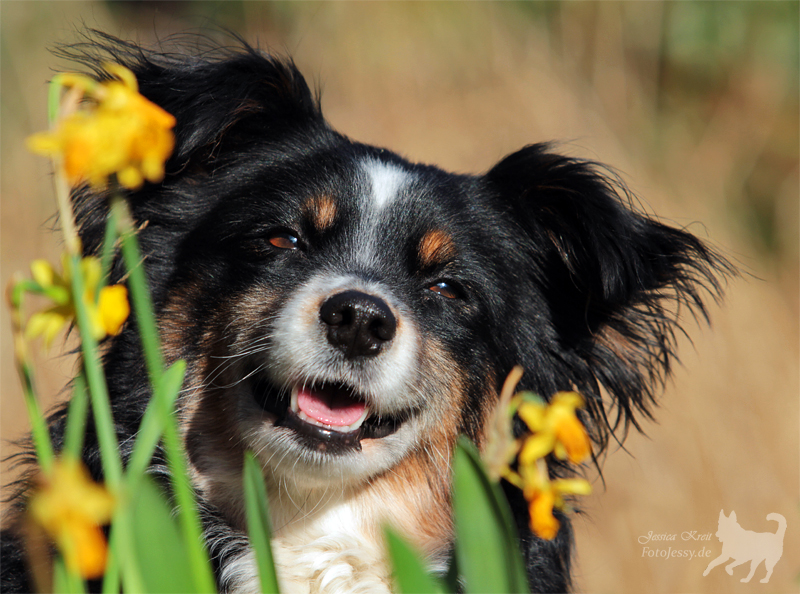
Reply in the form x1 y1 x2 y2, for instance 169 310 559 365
1 32 732 594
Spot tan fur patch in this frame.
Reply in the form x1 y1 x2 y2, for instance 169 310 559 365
302 195 337 231
418 229 456 268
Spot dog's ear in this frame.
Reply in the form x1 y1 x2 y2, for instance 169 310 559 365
61 32 326 292
487 143 731 447
55 31 322 167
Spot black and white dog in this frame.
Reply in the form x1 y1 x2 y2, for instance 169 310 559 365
1 33 729 593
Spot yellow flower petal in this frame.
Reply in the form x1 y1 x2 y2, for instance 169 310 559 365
104 62 139 92
550 391 585 409
553 414 592 464
30 260 55 287
98 285 129 336
516 400 547 431
28 459 114 579
26 132 62 156
530 489 560 540
117 166 144 190
518 433 555 466
26 309 71 350
552 478 593 496
79 257 102 293
59 521 108 579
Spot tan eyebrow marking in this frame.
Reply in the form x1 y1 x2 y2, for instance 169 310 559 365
418 229 457 268
302 195 337 231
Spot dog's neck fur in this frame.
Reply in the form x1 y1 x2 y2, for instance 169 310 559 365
201 447 453 594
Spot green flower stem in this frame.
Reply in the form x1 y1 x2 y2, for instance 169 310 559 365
110 194 216 593
62 372 89 460
100 538 121 594
99 204 120 293
53 555 86 594
18 359 55 473
110 196 164 379
68 252 123 488
7 279 55 473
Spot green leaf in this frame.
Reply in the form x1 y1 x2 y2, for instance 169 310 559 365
130 475 198 593
385 527 447 594
52 555 86 594
126 359 186 479
452 436 529 594
243 452 280 593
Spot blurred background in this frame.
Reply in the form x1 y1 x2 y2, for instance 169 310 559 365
1 2 797 592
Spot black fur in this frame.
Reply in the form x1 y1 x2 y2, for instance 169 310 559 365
2 32 731 593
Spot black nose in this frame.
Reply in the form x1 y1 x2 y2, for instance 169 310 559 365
319 290 397 358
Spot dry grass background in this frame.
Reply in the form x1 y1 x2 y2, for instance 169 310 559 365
1 2 798 592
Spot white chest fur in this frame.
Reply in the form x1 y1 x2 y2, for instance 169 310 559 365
222 499 393 594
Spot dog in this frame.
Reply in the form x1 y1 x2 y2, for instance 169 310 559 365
1 32 730 593
703 510 786 584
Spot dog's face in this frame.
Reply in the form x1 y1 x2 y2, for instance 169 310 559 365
160 148 510 491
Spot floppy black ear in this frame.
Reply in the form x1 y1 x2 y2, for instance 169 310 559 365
487 143 731 446
55 31 323 166
61 33 327 300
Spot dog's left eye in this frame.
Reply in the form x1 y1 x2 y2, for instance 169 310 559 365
268 231 300 250
429 281 459 299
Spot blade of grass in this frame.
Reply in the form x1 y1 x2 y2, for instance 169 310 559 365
53 555 86 594
384 527 447 594
105 503 147 594
452 436 529 594
125 360 186 479
130 476 197 594
243 452 280 594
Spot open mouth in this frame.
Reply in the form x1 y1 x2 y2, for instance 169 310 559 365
251 375 409 454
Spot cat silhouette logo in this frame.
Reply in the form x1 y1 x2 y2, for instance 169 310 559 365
703 510 787 583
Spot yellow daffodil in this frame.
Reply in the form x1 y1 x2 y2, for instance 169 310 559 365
486 368 594 540
518 459 592 540
25 255 129 348
28 459 115 579
516 391 592 465
27 64 175 190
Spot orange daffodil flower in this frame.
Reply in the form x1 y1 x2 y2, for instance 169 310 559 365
26 255 129 348
27 64 176 190
517 458 593 540
516 391 593 465
486 366 593 540
28 459 115 579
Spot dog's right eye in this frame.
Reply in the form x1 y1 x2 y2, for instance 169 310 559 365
268 231 300 250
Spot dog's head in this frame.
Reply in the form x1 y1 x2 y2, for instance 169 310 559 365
70 34 728 516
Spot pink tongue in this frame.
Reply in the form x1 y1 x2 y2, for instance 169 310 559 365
296 385 367 427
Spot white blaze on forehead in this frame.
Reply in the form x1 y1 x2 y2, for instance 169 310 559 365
361 158 413 210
